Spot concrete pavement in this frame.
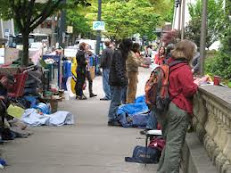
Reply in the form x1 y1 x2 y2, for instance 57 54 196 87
2 68 158 173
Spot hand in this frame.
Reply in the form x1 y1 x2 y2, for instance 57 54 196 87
0 96 5 100
191 69 195 73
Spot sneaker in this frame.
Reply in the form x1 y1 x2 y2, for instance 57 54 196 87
140 129 150 135
90 93 97 98
100 97 110 101
76 95 87 100
107 121 121 127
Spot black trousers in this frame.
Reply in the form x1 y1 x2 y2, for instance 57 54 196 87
75 68 86 97
86 71 93 95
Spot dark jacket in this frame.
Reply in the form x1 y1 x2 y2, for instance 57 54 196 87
100 47 113 69
109 49 128 87
192 52 200 74
76 50 87 69
76 50 87 75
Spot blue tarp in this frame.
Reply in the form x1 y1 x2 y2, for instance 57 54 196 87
117 96 149 127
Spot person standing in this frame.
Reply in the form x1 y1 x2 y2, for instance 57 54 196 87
85 45 97 98
191 51 200 75
126 43 140 103
100 40 114 101
75 42 87 100
156 40 198 173
107 39 133 126
154 46 165 65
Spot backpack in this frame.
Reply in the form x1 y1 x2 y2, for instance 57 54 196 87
145 60 187 112
125 145 161 164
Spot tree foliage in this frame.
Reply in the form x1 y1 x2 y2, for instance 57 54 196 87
185 0 224 48
67 0 174 41
0 0 88 66
205 10 231 79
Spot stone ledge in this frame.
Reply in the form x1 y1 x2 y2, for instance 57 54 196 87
182 132 218 173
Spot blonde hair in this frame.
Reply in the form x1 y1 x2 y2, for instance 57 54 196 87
171 40 196 62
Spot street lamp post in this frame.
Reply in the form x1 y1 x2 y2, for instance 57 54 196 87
58 0 66 49
199 0 208 75
96 0 102 55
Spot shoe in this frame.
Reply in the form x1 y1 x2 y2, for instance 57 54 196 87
90 93 97 98
76 95 87 100
100 97 110 101
107 121 121 127
140 129 150 135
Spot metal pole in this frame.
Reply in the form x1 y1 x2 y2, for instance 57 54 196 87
199 0 208 75
181 0 186 40
58 0 66 49
96 0 102 55
178 2 182 31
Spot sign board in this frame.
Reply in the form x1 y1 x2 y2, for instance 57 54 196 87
67 26 73 34
93 21 105 31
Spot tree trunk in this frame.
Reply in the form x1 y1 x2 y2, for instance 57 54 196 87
22 32 29 66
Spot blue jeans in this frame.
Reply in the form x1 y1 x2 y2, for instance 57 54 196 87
146 110 158 130
108 86 125 122
102 68 111 99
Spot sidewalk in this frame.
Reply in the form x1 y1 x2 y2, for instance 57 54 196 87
2 68 157 173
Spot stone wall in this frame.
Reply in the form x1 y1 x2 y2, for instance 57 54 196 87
192 85 231 173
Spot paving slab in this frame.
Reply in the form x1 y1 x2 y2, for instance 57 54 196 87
1 68 158 173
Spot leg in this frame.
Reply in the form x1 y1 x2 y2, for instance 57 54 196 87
87 71 97 97
102 68 111 99
157 103 190 173
126 72 138 103
75 71 85 98
146 110 158 130
121 86 127 104
108 86 122 124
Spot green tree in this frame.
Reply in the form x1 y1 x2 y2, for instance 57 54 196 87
99 0 160 40
205 1 231 79
0 0 87 66
185 0 224 48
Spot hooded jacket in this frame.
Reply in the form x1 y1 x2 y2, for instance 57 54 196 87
168 58 198 114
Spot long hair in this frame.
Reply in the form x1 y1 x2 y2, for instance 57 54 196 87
158 46 166 56
131 43 140 53
171 40 196 62
119 39 133 60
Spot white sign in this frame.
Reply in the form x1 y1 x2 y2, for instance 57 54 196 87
93 21 105 31
67 26 73 34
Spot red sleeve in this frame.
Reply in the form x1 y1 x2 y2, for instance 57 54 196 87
178 66 198 98
154 54 158 64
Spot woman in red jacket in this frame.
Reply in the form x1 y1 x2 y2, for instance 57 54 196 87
154 46 165 65
156 40 198 173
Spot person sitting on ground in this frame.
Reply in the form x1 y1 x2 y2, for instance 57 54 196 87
100 40 114 101
154 46 165 65
155 40 198 173
0 75 14 128
126 43 141 103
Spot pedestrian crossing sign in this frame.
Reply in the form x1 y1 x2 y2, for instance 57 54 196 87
93 21 105 31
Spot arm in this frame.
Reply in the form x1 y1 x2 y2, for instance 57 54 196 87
178 66 198 98
76 51 87 67
100 49 107 68
114 51 126 86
